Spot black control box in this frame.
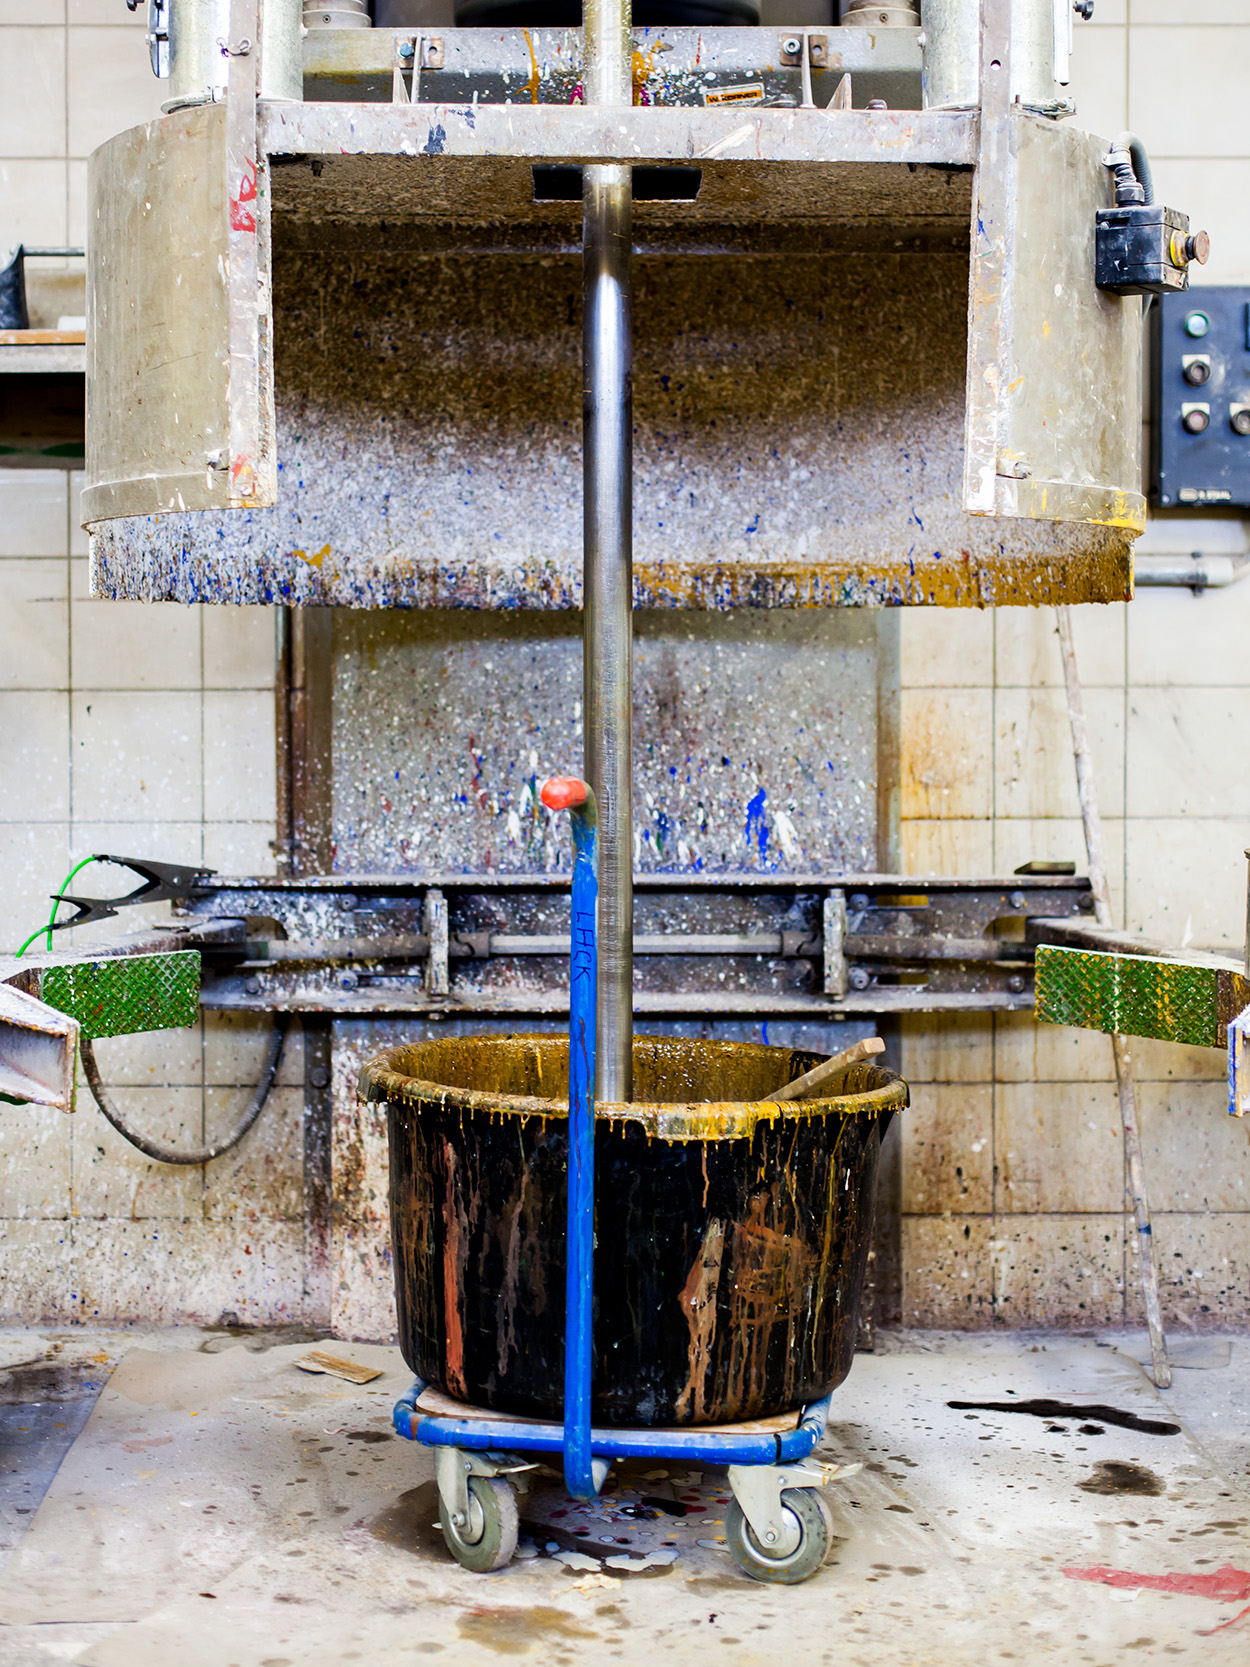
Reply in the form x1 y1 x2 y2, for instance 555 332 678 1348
1096 204 1194 297
1151 286 1250 508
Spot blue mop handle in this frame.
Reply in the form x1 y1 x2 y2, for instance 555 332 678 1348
540 776 598 1499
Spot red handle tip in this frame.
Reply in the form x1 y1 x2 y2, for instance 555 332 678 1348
540 776 591 811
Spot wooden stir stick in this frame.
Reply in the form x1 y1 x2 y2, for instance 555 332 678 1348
770 1036 885 1102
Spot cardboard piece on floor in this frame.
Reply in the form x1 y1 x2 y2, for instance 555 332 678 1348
295 1351 384 1385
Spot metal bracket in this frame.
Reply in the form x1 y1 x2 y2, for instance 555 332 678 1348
1229 1004 1250 1118
392 34 418 104
433 1445 536 1533
423 887 450 997
144 0 170 79
727 1458 861 1556
823 888 848 998
0 983 79 1111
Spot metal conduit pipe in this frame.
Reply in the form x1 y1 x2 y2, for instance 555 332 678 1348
155 0 303 110
583 0 634 1103
1134 553 1250 589
920 0 1083 115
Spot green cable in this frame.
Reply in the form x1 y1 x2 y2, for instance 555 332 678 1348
13 855 105 959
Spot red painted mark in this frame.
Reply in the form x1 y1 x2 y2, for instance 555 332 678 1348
1063 1564 1250 1634
230 157 258 233
541 776 590 812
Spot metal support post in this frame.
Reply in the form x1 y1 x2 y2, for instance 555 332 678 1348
1055 606 1170 1389
582 0 634 1103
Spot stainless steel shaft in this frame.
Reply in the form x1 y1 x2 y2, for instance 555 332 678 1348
582 0 633 1103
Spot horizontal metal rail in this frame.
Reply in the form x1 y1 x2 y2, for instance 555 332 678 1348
393 1379 833 1467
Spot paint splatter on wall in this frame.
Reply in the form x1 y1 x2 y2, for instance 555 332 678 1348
332 608 882 876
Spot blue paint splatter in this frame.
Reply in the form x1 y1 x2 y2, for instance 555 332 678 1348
745 788 768 861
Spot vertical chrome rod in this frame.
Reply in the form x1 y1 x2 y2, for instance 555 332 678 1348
582 0 633 1102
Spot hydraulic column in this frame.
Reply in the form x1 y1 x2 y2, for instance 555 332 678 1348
582 0 634 1102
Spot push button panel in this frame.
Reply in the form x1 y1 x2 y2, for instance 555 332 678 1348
1152 286 1250 507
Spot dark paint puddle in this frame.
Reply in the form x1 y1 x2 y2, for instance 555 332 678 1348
948 1399 1180 1436
1077 1461 1164 1497
456 1605 598 1655
368 1480 447 1556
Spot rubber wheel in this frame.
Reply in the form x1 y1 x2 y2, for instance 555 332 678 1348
441 1475 519 1572
725 1487 834 1585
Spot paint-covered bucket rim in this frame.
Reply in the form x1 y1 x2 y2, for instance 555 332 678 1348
358 1032 907 1142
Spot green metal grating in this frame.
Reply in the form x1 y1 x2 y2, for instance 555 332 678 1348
1036 944 1250 1049
39 951 200 1040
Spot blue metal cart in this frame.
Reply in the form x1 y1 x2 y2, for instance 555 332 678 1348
393 777 858 1583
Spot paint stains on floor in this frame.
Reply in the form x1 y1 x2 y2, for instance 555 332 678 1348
1076 1460 1165 1496
947 1398 1181 1436
455 1603 599 1654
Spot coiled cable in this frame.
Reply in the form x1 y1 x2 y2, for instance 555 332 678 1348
80 1014 290 1166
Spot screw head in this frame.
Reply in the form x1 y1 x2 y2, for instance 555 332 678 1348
848 966 871 991
1008 974 1026 994
781 35 801 54
1009 890 1026 909
398 40 414 56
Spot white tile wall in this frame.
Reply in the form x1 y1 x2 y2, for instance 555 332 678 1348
0 6 283 1321
897 8 1250 1329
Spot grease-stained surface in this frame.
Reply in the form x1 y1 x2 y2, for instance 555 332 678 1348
89 251 1132 610
362 1033 903 1423
0 1330 1245 1664
333 606 881 875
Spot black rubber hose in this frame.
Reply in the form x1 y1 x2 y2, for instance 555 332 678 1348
1109 131 1155 206
80 1014 290 1166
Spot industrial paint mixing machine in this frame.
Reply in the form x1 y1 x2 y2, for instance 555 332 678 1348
0 0 1212 1583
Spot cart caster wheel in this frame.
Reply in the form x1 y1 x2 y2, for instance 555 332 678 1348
442 1475 519 1572
725 1487 834 1585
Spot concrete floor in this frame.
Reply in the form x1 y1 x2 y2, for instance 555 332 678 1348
0 1326 1246 1666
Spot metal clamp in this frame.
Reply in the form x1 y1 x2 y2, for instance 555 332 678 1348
727 1458 861 1555
47 855 214 934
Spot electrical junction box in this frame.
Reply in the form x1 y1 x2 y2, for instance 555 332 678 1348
1152 285 1250 508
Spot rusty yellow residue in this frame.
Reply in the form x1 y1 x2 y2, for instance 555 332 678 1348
632 45 662 103
631 542 1135 610
359 1032 908 1144
293 544 331 570
522 29 540 104
675 1217 724 1422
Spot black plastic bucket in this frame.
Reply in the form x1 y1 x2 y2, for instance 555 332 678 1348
359 1033 906 1426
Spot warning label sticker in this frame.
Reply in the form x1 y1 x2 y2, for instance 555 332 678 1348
704 83 766 105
